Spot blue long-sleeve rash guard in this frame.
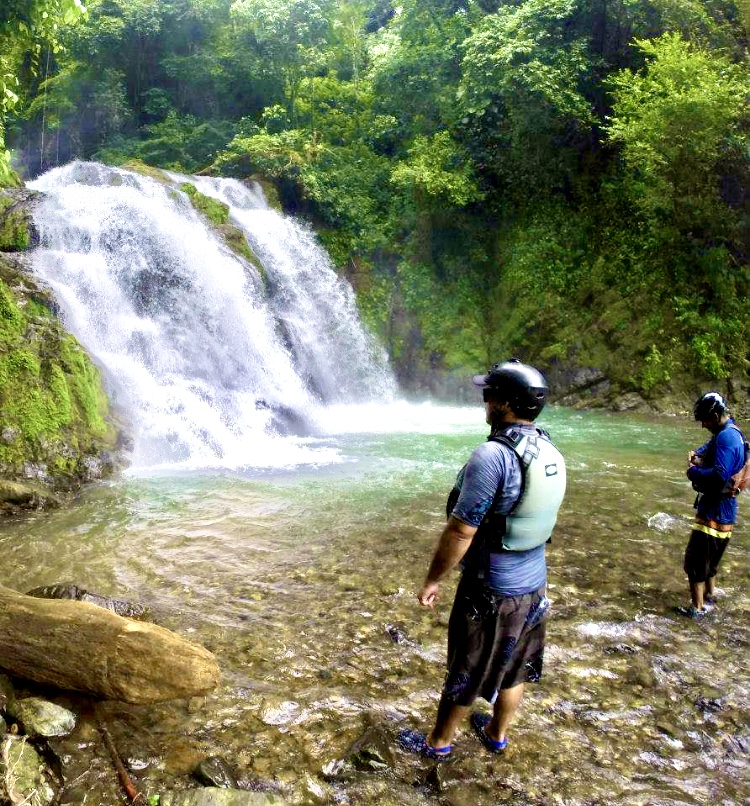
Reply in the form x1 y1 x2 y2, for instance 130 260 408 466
687 419 746 524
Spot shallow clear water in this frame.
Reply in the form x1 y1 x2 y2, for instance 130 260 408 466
1 405 748 805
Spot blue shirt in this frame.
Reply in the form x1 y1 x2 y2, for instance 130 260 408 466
687 419 745 524
450 431 547 596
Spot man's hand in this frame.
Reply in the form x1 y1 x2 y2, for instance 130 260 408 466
417 517 477 609
689 450 703 466
418 581 440 608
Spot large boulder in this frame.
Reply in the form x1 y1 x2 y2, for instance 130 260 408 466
0 584 220 704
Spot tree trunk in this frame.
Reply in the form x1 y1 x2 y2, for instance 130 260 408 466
0 585 220 704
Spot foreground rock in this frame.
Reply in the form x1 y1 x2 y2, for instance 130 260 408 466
161 790 286 806
0 584 220 703
0 735 58 806
6 696 76 737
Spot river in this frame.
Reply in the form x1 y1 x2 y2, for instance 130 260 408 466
1 403 747 805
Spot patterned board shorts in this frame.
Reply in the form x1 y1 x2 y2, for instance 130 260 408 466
442 577 547 706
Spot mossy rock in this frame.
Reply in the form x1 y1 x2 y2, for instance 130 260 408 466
180 182 229 225
249 175 283 212
0 252 121 511
121 159 172 185
179 183 265 278
0 189 38 252
0 480 60 510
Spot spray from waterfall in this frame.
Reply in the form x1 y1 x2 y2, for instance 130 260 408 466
28 162 396 470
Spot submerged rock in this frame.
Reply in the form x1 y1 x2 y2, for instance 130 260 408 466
160 789 286 806
695 694 725 714
25 583 149 620
385 624 407 644
193 756 239 789
6 697 76 738
323 724 395 781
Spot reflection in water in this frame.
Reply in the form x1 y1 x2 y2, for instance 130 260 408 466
0 407 748 804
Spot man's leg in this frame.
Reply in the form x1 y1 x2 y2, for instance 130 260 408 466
428 695 469 749
705 576 715 598
485 682 525 743
690 580 705 610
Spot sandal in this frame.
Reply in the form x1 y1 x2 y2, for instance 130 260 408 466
398 729 452 760
470 712 508 754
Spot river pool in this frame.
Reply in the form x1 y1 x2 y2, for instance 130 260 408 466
1 403 748 805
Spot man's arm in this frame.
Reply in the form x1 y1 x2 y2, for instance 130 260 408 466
687 432 737 492
418 516 478 608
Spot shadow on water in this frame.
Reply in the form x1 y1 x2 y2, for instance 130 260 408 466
0 407 748 804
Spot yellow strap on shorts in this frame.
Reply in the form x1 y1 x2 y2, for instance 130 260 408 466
694 523 732 539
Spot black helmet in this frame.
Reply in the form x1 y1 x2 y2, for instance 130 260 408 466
473 359 549 419
693 391 727 421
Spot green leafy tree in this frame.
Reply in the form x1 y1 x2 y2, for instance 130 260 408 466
607 33 748 235
458 0 595 203
230 0 334 124
0 0 86 183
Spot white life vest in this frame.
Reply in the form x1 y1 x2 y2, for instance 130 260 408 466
491 427 567 551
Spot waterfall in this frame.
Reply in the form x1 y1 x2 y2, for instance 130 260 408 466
27 161 396 470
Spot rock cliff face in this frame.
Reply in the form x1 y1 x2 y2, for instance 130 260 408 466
0 188 123 513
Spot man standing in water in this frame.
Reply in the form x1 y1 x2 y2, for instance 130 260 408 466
678 391 747 619
399 360 566 759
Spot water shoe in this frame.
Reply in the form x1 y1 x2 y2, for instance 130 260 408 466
674 605 708 620
470 712 508 754
397 729 452 760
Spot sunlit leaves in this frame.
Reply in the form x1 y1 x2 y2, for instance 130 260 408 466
0 0 86 181
391 131 482 208
459 0 594 124
606 33 749 221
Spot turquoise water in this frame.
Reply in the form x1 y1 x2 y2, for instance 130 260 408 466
1 405 748 804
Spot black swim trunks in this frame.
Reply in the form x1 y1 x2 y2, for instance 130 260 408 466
442 576 547 706
684 528 730 583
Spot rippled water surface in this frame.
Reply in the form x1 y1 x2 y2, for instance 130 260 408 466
1 405 748 805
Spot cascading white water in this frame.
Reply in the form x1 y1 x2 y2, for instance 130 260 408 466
27 161 396 470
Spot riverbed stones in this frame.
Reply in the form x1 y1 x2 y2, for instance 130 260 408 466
0 735 57 806
346 725 395 773
322 724 397 782
193 756 239 788
26 582 150 620
6 697 76 738
160 789 286 806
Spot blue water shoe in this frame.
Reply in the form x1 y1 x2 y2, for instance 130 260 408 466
470 712 508 754
398 729 452 760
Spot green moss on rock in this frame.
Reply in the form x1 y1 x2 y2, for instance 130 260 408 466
180 183 229 225
0 191 33 251
249 176 283 212
0 250 119 512
179 183 265 276
121 159 172 185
